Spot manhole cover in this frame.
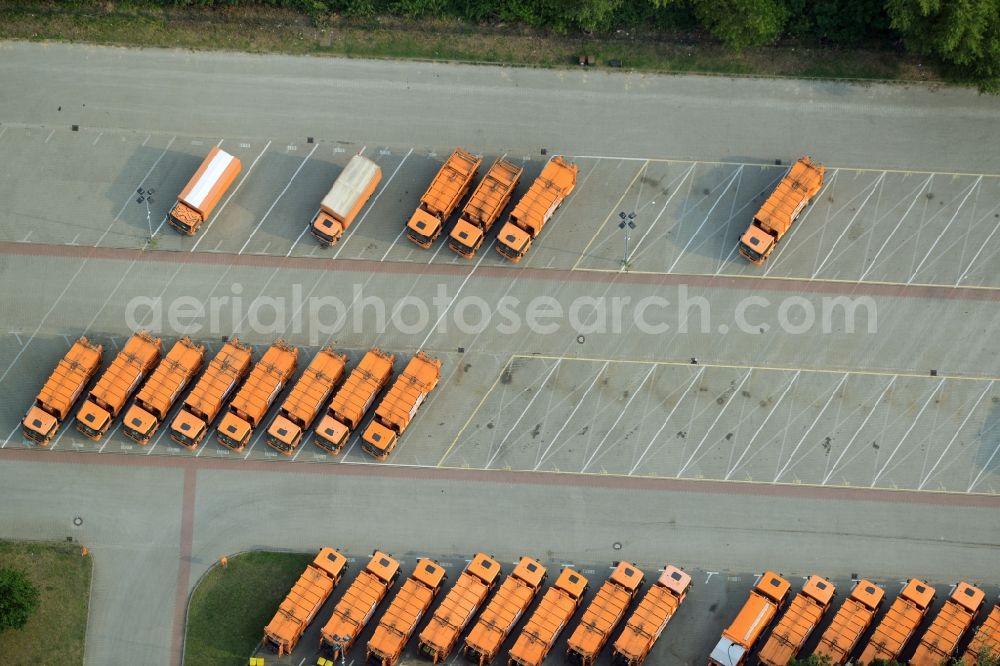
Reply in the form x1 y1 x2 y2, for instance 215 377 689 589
612 542 622 550
577 335 585 344
73 517 83 527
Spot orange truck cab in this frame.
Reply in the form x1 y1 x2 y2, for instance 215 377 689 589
122 336 205 444
168 146 242 235
758 575 836 666
963 603 1000 665
566 562 645 666
811 579 884 665
216 339 298 451
169 337 253 449
266 346 346 455
858 578 936 664
321 551 400 661
264 547 348 656
496 156 578 263
361 351 441 460
311 154 382 246
508 567 590 666
366 559 448 666
418 553 503 664
405 148 481 248
22 337 103 446
464 557 548 665
707 571 790 666
76 330 162 441
738 156 824 266
911 582 985 666
612 565 692 666
449 158 524 258
314 348 395 454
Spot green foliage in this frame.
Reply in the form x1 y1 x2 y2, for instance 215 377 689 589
690 0 789 49
787 654 832 665
0 567 40 631
886 0 1000 91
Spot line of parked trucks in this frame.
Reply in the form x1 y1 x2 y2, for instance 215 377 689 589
20 332 440 459
263 550 692 666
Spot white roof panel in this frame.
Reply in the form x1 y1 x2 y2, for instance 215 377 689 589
321 155 380 219
184 150 236 210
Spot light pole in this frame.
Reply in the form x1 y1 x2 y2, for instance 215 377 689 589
136 187 155 240
618 211 636 270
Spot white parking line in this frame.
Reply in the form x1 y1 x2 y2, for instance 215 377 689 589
97 422 123 453
618 164 696 263
956 212 1000 284
664 167 743 274
533 361 609 471
726 371 800 480
629 367 704 476
763 169 839 277
334 148 413 260
190 140 272 252
870 378 944 487
774 373 849 482
580 364 656 473
918 380 992 490
811 172 886 279
571 161 647 269
907 176 982 284
44 129 55 143
857 174 933 282
92 132 102 145
677 369 752 477
485 360 561 470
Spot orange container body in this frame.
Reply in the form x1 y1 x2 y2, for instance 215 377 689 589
449 158 524 258
22 337 103 446
168 146 242 235
464 557 548 665
122 337 205 444
311 154 382 246
418 553 503 663
738 156 824 266
962 604 1000 665
911 582 985 666
708 571 790 666
858 578 936 664
266 347 347 455
566 562 644 666
758 575 836 666
405 148 481 248
361 351 441 460
264 547 348 656
811 580 885 665
216 339 298 451
314 348 395 454
496 156 578 263
508 567 590 666
612 566 691 666
76 331 162 441
321 551 400 660
367 559 448 666
169 337 253 449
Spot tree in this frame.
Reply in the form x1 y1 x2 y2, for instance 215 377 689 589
886 0 1000 92
0 567 40 631
688 0 789 49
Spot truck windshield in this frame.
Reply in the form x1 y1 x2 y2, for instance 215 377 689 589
218 433 241 449
76 421 101 438
740 243 763 262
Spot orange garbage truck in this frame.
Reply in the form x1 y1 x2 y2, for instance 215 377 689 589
169 337 253 449
366 559 448 666
464 557 548 665
858 578 936 664
911 582 985 666
266 346 347 455
963 603 1000 666
122 336 205 444
508 567 589 666
449 157 524 259
216 339 298 452
418 553 503 664
758 575 836 666
22 337 103 445
738 156 824 266
405 148 481 248
264 547 348 657
311 154 383 246
361 351 441 460
707 571 790 666
812 580 885 665
321 551 400 661
496 156 578 263
566 562 644 666
168 146 242 235
612 565 692 666
76 330 162 441
314 348 395 454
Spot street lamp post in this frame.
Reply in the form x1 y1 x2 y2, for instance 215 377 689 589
618 211 636 270
136 187 155 240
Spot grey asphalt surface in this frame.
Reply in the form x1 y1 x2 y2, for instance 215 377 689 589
0 41 998 666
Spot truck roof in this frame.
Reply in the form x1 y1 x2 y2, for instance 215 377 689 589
510 568 589 665
321 154 382 220
277 347 346 425
753 156 824 234
226 339 298 425
720 572 789 649
32 336 103 420
178 338 253 422
612 566 690 664
264 548 346 653
508 156 578 236
911 582 985 666
567 562 644 660
860 578 936 662
86 331 162 413
178 146 242 216
758 575 835 666
328 348 394 429
372 351 441 429
129 337 204 421
813 580 884 664
461 158 523 227
420 148 480 217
